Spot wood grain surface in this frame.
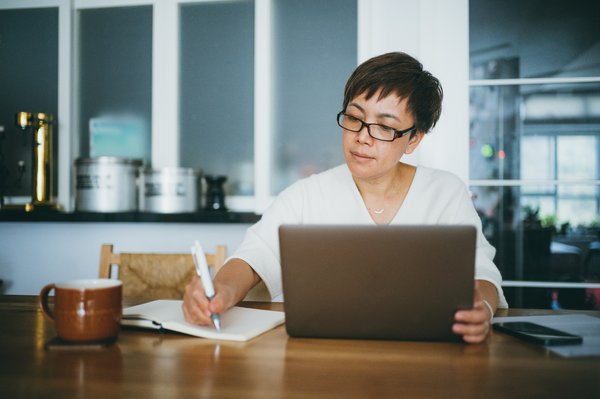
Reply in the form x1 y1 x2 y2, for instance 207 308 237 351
1 296 598 398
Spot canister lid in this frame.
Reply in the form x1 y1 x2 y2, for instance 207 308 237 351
75 157 144 167
142 167 197 176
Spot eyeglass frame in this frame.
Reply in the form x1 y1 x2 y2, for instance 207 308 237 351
336 111 417 142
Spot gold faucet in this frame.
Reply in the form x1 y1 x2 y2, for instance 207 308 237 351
13 112 60 212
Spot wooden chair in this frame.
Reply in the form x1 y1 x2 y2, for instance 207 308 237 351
584 241 600 279
99 244 227 302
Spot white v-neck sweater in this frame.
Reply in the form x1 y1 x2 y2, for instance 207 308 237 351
232 164 508 308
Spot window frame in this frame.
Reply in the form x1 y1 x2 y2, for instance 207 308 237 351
468 62 600 294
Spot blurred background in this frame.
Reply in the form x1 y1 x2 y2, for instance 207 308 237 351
0 0 598 309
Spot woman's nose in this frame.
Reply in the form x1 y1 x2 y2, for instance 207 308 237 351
356 125 373 143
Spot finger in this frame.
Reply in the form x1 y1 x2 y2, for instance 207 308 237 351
182 293 205 324
462 331 488 344
455 302 489 324
181 303 194 323
183 276 204 310
183 298 212 326
208 295 224 315
207 283 232 315
453 320 489 337
182 276 213 325
182 297 206 325
452 303 491 344
452 322 489 344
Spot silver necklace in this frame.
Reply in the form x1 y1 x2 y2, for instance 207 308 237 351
372 208 384 214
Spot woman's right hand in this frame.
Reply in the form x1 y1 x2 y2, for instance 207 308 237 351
183 258 260 325
182 275 233 326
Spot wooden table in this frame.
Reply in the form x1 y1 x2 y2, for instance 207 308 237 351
1 296 598 398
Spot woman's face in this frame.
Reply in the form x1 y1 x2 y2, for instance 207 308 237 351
342 91 423 182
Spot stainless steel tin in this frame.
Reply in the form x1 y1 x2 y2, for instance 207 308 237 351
140 167 198 213
74 157 142 212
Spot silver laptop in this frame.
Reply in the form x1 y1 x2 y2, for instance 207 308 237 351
279 224 476 342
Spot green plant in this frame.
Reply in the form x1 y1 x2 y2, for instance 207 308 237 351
541 214 558 230
522 205 541 227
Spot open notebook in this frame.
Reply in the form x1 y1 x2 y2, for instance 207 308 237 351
122 300 285 342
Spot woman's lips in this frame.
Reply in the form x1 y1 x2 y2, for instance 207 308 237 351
351 151 374 160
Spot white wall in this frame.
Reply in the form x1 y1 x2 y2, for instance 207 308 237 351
359 0 469 182
0 222 249 294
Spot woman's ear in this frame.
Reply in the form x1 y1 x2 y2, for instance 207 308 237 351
404 132 425 154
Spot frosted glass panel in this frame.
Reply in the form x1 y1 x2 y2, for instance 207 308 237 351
0 8 58 197
179 1 254 196
78 6 152 162
272 0 357 194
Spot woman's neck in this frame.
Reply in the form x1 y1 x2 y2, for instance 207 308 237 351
353 163 416 223
353 163 412 196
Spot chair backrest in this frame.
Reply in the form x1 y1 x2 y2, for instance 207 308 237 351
585 242 600 279
99 244 227 302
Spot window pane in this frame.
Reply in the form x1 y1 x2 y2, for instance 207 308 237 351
0 8 58 197
521 193 556 222
472 184 600 309
470 0 600 309
521 136 553 181
469 85 520 180
469 0 600 80
271 0 357 194
470 82 600 180
179 1 254 196
557 136 597 180
78 6 152 162
557 187 598 227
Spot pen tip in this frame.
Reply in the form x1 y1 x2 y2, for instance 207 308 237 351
212 315 221 331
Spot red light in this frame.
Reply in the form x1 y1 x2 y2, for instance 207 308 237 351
498 150 506 160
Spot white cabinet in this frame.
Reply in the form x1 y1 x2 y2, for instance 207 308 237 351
2 0 468 213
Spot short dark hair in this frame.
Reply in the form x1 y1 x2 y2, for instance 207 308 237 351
342 52 443 134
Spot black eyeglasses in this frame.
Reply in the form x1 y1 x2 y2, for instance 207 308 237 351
336 112 416 142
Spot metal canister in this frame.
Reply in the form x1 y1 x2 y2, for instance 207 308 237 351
140 167 198 213
74 157 142 212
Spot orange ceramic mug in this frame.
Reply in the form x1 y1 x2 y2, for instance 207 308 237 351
39 279 122 343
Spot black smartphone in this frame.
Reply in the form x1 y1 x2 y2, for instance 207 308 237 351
493 321 583 346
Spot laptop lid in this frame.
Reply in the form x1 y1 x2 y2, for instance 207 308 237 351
279 224 476 342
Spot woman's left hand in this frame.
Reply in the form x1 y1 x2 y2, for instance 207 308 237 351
452 284 494 344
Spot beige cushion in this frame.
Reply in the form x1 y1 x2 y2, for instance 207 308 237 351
119 253 196 302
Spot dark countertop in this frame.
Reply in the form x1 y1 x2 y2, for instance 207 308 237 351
0 209 260 224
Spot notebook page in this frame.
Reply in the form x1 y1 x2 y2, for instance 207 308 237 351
123 300 285 342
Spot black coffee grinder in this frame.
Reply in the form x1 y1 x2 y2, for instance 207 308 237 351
204 175 227 211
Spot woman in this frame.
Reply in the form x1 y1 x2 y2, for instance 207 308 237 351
183 52 508 343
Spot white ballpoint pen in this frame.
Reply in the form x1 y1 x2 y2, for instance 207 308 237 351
191 241 221 331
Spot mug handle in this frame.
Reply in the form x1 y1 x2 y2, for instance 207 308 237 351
38 283 56 321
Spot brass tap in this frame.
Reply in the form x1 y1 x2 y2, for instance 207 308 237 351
12 112 59 211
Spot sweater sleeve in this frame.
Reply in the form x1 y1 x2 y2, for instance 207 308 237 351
229 180 306 300
449 181 509 308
